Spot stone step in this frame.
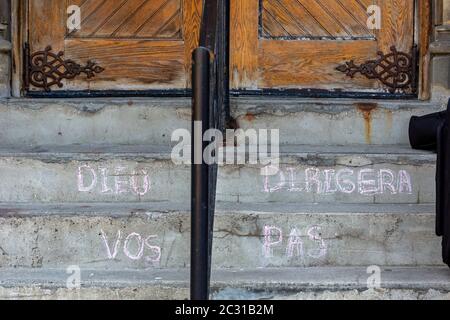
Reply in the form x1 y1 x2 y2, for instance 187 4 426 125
0 98 190 147
0 145 435 204
0 97 445 146
0 267 449 300
234 98 446 146
0 202 443 269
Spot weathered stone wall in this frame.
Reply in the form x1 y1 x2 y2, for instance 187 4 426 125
0 0 10 97
444 0 450 23
0 12 11 98
431 0 450 102
0 43 10 97
431 45 450 104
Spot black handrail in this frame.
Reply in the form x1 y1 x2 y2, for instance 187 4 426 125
191 0 229 300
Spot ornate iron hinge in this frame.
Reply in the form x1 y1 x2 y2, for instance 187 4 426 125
336 46 418 94
23 43 104 92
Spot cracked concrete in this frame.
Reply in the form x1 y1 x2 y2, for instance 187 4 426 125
1 267 449 300
0 203 443 269
0 98 445 146
3 286 450 300
0 145 437 204
0 86 446 300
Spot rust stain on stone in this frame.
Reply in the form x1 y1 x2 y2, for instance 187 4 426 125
385 109 393 133
244 112 256 122
355 103 378 144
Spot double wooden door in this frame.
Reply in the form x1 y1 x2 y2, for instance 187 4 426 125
27 0 203 91
26 0 416 95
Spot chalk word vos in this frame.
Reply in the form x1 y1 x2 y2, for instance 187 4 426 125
100 229 161 264
263 167 413 196
263 226 327 260
78 165 150 196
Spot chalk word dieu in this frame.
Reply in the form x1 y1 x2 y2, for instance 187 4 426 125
263 167 413 196
100 229 161 263
263 226 327 260
78 165 150 195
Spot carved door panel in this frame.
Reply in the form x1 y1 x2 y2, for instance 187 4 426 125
26 0 416 94
231 0 416 94
26 0 202 92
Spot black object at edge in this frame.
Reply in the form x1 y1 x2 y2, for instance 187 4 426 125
409 99 450 267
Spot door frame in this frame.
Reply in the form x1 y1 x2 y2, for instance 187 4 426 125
10 0 432 99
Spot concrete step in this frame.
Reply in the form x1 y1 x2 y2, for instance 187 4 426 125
0 144 436 204
0 202 443 269
0 97 445 146
0 267 449 300
0 98 190 147
234 98 446 146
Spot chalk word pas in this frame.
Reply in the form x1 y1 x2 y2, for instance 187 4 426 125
263 226 327 260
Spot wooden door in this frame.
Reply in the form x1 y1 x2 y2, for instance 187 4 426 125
231 0 416 94
26 0 202 92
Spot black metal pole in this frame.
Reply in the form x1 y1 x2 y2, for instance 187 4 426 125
191 47 211 301
221 0 230 125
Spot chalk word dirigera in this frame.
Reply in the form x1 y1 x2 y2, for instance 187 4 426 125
263 167 413 196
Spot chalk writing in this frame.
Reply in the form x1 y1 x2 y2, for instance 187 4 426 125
78 165 150 196
263 225 327 260
100 229 161 264
263 167 413 196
